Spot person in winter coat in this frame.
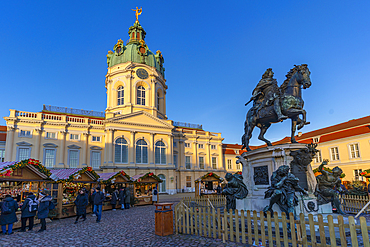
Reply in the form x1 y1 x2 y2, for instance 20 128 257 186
93 187 105 223
0 195 18 235
152 187 158 203
124 188 131 209
20 192 38 232
37 191 55 232
118 188 125 210
74 189 88 224
110 190 118 211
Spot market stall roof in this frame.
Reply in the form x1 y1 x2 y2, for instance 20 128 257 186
0 160 51 180
49 167 99 182
195 172 224 183
97 171 131 182
132 172 162 183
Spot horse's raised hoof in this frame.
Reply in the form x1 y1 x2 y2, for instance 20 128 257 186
267 142 272 146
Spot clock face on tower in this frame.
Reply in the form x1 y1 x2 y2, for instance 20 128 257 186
136 68 149 79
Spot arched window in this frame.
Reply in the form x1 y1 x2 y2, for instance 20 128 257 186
137 86 145 105
155 141 166 164
117 86 124 105
158 174 166 193
114 138 128 163
157 92 160 110
136 139 148 164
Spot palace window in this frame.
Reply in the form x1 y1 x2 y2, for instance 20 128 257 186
211 145 216 150
173 142 177 148
185 156 191 169
354 169 364 181
68 150 79 168
227 159 232 170
117 86 124 105
17 148 30 161
45 132 57 139
0 149 4 162
186 176 192 188
199 157 205 169
157 92 160 109
136 139 148 164
115 138 128 163
184 143 190 148
19 130 32 138
236 164 241 170
43 148 56 167
70 134 80 141
91 151 101 169
349 143 360 158
155 141 166 164
198 144 204 149
173 155 177 167
137 86 146 105
330 147 340 161
92 136 101 142
314 150 322 163
212 157 217 169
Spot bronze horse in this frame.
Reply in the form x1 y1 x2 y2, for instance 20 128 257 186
242 65 311 151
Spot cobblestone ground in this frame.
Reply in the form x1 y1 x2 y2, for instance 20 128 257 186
0 194 248 247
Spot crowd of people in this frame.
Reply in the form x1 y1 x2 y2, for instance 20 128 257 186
0 186 132 234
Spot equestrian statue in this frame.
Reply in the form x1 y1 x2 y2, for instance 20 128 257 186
242 64 311 151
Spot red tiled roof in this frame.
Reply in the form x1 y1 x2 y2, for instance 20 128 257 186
0 126 6 142
317 125 370 143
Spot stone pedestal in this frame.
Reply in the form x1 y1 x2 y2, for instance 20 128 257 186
237 143 321 215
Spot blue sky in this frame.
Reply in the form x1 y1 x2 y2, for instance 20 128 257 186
1 1 369 145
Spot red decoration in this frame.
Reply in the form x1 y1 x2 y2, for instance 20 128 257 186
209 173 213 176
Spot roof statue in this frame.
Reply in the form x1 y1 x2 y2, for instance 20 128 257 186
132 7 142 23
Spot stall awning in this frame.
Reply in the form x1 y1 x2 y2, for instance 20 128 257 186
132 172 162 183
49 167 99 182
195 172 223 183
0 160 51 179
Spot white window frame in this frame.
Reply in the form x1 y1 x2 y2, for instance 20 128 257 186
186 176 192 188
227 159 232 170
16 146 31 161
313 137 320 143
137 86 146 106
68 149 80 168
69 133 80 141
184 142 191 148
91 136 102 142
90 150 101 169
198 144 204 149
155 141 166 164
211 145 216 150
348 143 360 159
45 132 57 140
185 156 191 169
199 156 205 169
173 155 178 167
236 164 241 170
18 130 32 138
136 139 148 164
212 157 217 169
354 169 364 181
115 137 129 164
43 148 56 167
330 147 340 161
117 86 124 106
314 150 322 163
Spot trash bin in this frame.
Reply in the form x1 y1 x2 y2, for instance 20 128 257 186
154 203 174 236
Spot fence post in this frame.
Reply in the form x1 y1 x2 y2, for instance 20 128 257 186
318 214 326 246
360 217 370 247
291 213 298 246
194 207 198 236
235 209 240 243
267 211 273 246
217 208 221 239
281 212 289 245
208 207 211 237
229 209 234 242
253 210 259 245
349 216 359 247
175 204 178 234
223 208 228 242
307 214 316 246
212 208 216 238
273 212 281 247
241 209 246 244
190 207 194 235
327 215 336 246
259 211 266 244
247 210 253 244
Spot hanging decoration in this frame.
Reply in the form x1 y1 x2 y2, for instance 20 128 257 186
0 159 51 177
101 171 131 184
134 172 162 184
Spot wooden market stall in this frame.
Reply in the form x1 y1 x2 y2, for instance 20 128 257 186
47 167 100 219
0 159 51 229
195 172 223 197
132 172 162 206
97 171 131 210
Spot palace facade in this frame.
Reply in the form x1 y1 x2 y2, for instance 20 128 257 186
2 19 226 194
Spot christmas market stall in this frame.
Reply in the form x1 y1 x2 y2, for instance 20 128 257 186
97 171 131 210
132 172 162 206
47 167 100 219
195 172 224 197
0 159 51 228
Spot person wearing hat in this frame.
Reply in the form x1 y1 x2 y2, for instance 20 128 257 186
0 195 18 235
37 190 55 232
92 187 105 223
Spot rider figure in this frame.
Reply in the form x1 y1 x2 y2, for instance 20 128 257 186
247 68 288 121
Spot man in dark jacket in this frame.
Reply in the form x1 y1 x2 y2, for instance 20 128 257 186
118 188 125 210
124 188 131 209
93 187 105 223
37 191 54 232
20 192 38 232
110 189 118 211
0 195 18 235
74 189 88 224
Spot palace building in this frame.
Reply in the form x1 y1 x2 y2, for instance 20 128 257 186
2 17 226 194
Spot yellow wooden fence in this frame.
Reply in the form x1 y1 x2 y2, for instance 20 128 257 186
180 195 226 209
342 195 370 214
175 204 370 247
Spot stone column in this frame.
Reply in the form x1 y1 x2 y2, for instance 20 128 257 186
4 127 15 161
130 131 136 164
34 129 43 160
178 140 184 169
218 144 223 170
192 141 198 169
107 129 115 164
82 133 90 167
206 142 211 169
167 134 173 165
58 131 67 167
150 133 155 164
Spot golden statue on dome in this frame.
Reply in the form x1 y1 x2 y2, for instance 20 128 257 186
132 7 142 23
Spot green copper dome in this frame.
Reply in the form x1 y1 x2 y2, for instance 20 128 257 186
106 22 165 77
